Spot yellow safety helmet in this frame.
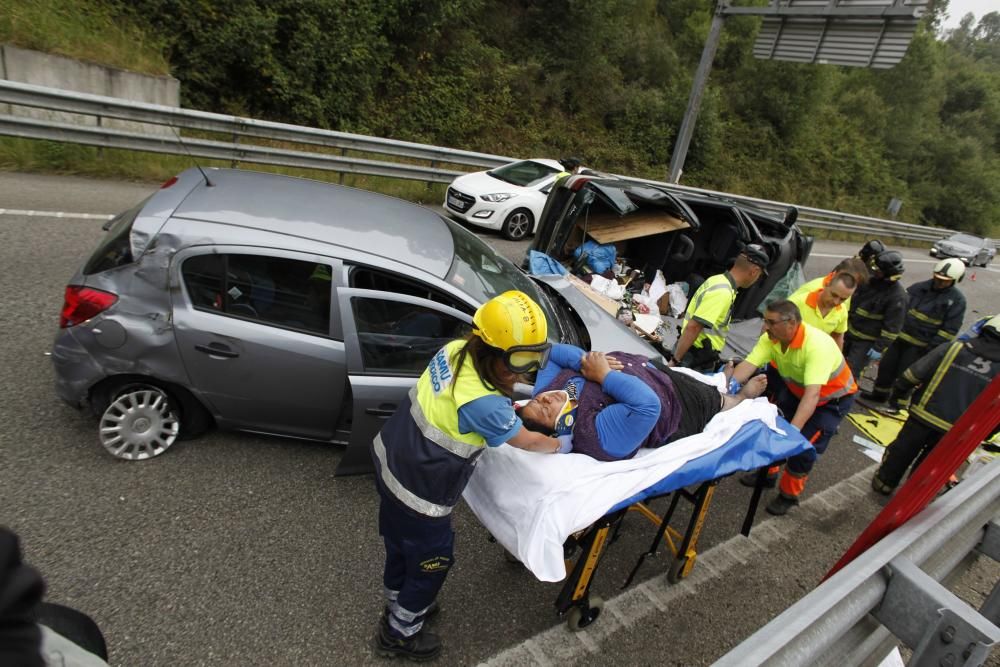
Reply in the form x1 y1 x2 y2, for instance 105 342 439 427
473 291 551 373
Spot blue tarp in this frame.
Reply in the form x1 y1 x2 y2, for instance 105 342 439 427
527 250 568 276
610 417 813 512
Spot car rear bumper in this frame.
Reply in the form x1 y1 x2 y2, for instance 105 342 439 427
51 329 105 409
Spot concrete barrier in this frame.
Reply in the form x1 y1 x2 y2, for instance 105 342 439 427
0 44 179 136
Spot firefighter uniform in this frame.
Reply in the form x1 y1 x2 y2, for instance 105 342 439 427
678 272 736 372
745 322 858 506
868 279 966 405
842 277 908 377
873 330 1000 491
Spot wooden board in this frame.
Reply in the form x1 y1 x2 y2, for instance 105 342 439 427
577 211 689 244
565 273 620 317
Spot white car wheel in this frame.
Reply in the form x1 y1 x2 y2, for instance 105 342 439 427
99 384 180 460
501 208 533 241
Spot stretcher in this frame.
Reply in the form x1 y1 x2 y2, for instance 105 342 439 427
463 392 812 630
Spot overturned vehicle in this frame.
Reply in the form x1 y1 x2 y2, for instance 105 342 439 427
525 173 814 356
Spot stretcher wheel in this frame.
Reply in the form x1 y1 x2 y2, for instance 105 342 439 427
667 555 695 584
566 595 604 631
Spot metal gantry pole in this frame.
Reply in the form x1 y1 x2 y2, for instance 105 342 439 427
667 1 727 184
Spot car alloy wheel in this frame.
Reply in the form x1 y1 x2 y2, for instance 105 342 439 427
502 209 533 241
99 385 180 460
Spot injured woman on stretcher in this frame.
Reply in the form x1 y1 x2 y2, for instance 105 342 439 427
463 343 811 582
515 344 767 461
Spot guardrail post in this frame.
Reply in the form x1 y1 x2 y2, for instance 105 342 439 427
873 557 1000 665
339 147 347 184
976 521 1000 625
427 160 438 191
96 114 103 158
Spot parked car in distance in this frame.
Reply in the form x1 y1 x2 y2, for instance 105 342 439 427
444 158 567 241
52 168 656 474
929 232 995 267
528 173 813 323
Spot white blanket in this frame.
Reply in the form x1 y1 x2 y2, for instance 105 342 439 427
462 385 783 582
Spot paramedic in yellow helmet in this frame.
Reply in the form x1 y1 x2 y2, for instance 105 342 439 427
371 290 561 661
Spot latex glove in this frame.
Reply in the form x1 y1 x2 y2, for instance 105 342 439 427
556 434 574 454
867 348 883 361
728 378 743 395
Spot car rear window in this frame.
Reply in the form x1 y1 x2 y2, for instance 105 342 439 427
83 200 147 275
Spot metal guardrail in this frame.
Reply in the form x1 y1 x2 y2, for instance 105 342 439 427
0 79 512 179
714 457 1000 666
0 79 986 246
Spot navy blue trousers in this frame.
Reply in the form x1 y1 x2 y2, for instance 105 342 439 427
377 486 454 638
764 366 854 476
770 379 854 476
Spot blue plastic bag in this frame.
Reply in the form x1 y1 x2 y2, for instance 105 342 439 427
573 241 617 275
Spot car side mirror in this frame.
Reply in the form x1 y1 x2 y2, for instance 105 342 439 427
783 206 798 228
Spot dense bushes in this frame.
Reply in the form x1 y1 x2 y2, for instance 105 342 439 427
35 1 1000 234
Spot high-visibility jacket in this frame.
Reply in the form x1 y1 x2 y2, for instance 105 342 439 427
894 334 1000 432
789 287 848 335
745 322 858 404
682 272 737 352
847 277 908 352
897 280 966 348
372 339 503 520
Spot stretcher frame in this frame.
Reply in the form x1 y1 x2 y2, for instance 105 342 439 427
552 465 776 631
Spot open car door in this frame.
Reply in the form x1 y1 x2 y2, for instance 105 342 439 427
334 288 473 475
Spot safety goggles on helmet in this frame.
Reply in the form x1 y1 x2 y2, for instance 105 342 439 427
502 342 552 374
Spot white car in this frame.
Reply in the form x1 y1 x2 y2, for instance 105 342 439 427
444 158 565 240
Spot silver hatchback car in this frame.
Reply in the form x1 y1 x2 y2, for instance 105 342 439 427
53 168 656 473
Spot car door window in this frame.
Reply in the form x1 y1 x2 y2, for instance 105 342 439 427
349 266 473 314
351 297 471 374
181 253 332 335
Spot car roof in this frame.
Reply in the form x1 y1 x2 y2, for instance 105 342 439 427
170 169 456 278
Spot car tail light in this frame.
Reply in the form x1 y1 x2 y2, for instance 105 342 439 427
60 286 118 328
160 176 178 189
569 177 592 191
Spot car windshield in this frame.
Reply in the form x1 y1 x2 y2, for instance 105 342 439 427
949 233 982 246
486 160 559 187
443 219 559 335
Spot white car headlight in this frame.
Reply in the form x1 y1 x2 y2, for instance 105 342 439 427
480 193 517 203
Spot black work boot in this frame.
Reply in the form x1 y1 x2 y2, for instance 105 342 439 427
739 470 777 488
765 494 799 516
871 475 894 496
374 616 441 661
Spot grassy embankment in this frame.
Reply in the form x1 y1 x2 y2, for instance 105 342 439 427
0 0 446 203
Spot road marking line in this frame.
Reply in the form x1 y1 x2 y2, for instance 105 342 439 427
0 208 114 220
809 252 999 272
478 465 879 667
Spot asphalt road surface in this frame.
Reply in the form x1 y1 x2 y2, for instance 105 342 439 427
1 171 997 666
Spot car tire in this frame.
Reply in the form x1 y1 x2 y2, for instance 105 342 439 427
501 208 533 241
94 380 210 460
